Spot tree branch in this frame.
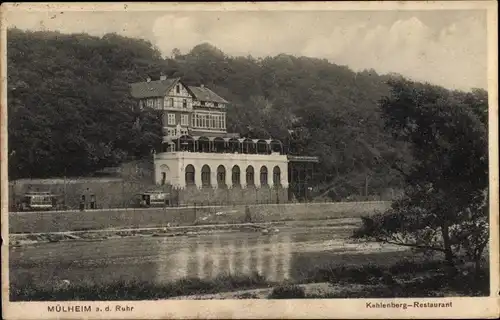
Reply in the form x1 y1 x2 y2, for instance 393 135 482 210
390 162 410 179
374 237 446 253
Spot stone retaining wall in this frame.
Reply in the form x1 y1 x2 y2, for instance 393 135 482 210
8 201 391 234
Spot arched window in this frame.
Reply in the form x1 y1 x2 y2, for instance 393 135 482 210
260 166 268 187
178 135 194 152
257 140 268 154
160 165 170 186
273 166 281 187
270 140 283 154
201 165 211 187
243 139 256 154
228 138 239 153
232 165 241 187
246 166 255 187
185 165 195 186
214 137 225 153
198 137 210 153
217 165 226 188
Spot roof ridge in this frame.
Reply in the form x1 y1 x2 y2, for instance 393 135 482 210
130 78 228 102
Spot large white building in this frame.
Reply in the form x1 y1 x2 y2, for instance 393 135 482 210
130 76 289 189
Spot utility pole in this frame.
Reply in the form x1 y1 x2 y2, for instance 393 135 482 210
365 174 369 199
64 168 67 208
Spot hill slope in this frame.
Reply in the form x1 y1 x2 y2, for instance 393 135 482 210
7 29 165 179
8 30 418 198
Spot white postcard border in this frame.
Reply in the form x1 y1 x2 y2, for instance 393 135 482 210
1 1 498 319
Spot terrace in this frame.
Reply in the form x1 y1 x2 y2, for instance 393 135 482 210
160 135 284 155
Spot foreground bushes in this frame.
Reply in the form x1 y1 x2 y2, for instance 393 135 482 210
304 259 489 297
10 273 269 301
304 259 454 283
10 260 489 301
268 284 306 299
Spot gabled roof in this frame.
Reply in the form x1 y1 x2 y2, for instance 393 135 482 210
188 86 228 104
130 77 229 103
130 77 180 99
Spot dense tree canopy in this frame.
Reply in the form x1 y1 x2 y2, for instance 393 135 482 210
354 79 489 272
8 29 165 178
145 43 408 199
8 30 486 201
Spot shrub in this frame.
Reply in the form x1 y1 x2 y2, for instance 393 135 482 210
352 215 377 238
388 259 445 275
10 273 271 301
268 284 305 299
320 263 386 285
236 292 259 299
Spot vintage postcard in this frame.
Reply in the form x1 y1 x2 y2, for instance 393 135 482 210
1 1 499 319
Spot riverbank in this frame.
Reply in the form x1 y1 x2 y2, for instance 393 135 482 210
8 201 391 233
9 215 489 301
10 257 488 301
9 218 360 247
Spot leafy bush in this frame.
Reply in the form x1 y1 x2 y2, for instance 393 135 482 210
352 215 378 239
236 292 259 299
323 263 385 285
388 259 445 274
268 284 305 299
355 79 489 274
10 273 269 301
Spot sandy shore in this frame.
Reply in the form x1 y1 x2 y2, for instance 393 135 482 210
9 218 362 246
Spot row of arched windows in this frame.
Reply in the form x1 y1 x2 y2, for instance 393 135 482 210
163 136 284 155
185 165 282 188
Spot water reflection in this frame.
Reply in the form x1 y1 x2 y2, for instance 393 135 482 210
11 225 412 290
156 232 292 283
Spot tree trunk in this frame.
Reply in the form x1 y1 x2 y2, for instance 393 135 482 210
473 244 486 280
474 256 481 278
441 223 455 267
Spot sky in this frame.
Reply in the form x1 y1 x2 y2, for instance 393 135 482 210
5 5 489 91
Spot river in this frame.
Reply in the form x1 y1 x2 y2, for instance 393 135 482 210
10 220 407 289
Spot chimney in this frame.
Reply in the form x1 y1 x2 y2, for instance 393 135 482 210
146 76 151 83
160 74 167 81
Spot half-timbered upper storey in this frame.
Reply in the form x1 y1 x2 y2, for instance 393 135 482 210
130 76 229 138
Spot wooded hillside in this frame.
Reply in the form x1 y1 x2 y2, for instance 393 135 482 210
7 29 487 200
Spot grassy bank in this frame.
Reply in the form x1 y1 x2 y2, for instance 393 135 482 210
301 259 489 298
10 259 488 301
10 273 273 301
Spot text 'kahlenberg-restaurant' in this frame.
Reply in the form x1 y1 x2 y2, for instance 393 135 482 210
130 75 288 190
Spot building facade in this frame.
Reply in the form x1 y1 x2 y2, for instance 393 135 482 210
130 76 289 189
130 75 229 140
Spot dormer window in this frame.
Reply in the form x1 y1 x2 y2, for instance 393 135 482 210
201 101 205 106
176 84 180 94
214 103 219 107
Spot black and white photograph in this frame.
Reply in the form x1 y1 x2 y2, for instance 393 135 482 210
1 2 498 319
